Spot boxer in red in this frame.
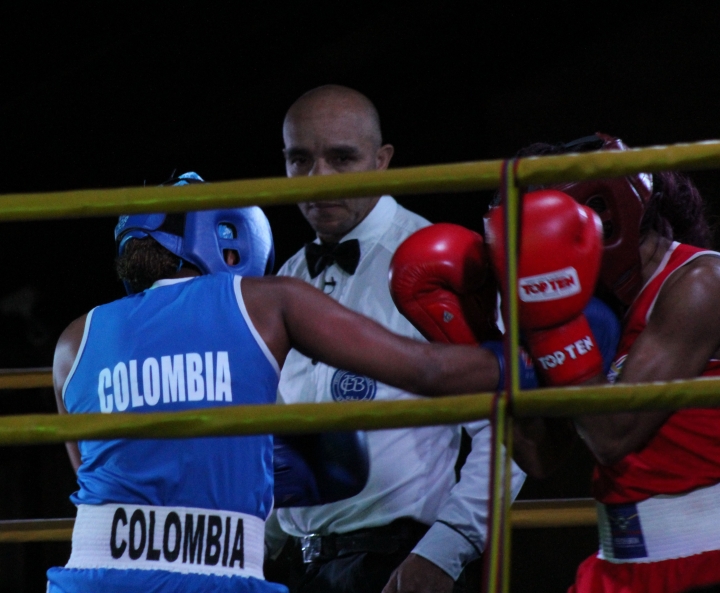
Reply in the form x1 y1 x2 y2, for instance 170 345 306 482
488 134 720 593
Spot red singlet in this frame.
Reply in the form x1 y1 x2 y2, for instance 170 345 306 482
593 242 720 504
571 242 720 593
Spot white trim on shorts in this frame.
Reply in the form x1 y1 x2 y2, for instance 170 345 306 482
66 503 265 579
598 481 720 563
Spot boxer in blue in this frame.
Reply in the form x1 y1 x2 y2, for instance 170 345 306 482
47 173 504 593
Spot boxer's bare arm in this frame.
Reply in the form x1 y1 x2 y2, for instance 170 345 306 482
575 256 720 465
53 276 501 473
53 314 86 473
513 417 579 478
241 275 501 396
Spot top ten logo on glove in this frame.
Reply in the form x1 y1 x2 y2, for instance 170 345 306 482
518 267 581 302
485 189 603 330
485 190 605 386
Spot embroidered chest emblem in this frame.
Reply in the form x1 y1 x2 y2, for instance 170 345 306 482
331 370 377 401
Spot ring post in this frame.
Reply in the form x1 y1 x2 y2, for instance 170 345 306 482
484 159 521 593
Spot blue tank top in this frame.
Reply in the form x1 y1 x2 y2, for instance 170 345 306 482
64 274 279 520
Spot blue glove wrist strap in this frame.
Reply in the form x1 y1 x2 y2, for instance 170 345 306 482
483 341 539 391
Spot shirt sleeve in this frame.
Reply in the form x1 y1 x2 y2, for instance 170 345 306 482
410 420 526 579
264 509 290 560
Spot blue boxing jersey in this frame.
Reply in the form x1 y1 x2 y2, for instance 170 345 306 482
63 273 279 519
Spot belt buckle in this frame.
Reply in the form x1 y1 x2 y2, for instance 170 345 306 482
301 534 323 563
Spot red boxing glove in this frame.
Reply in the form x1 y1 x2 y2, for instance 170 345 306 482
389 223 500 345
485 190 604 385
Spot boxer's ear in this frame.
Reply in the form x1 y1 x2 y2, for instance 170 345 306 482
223 249 240 266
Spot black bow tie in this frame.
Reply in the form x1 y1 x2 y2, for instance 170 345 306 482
305 239 361 279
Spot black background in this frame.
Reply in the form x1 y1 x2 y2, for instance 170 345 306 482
1 1 719 590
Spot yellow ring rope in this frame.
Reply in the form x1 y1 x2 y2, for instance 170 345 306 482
4 379 720 444
0 499 597 543
0 140 719 220
0 368 53 389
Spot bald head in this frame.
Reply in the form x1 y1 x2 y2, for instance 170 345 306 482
284 85 383 148
283 85 394 243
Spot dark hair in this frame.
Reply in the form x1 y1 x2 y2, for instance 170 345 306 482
642 170 712 248
515 141 566 159
115 237 181 293
515 139 713 248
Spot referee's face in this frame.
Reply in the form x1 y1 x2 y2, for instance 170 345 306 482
283 94 393 243
297 196 381 244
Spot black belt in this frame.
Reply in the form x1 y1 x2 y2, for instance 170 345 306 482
299 518 429 564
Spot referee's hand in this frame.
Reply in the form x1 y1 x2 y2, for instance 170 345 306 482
382 553 453 593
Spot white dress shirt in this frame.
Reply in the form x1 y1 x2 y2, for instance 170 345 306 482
274 196 525 579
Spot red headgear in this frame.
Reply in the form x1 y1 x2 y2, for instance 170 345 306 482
552 133 653 305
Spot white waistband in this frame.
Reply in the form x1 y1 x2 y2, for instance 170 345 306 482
598 481 720 563
67 503 264 579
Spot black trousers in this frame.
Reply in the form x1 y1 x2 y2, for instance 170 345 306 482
265 519 480 593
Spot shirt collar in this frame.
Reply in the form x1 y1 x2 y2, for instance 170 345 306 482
337 195 397 249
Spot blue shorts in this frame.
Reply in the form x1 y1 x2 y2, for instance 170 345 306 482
47 567 288 593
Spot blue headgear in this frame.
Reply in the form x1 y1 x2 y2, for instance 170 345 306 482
115 172 275 294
